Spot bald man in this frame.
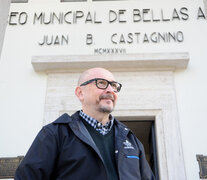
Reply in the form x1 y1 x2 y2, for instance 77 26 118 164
15 68 155 180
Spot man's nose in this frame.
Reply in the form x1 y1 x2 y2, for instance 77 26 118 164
105 84 114 92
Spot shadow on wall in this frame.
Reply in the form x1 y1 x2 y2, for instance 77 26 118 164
0 0 11 59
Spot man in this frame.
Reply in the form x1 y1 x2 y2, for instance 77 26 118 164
15 67 155 180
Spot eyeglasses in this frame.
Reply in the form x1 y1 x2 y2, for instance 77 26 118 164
80 78 122 93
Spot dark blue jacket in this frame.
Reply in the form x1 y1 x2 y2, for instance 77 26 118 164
15 111 155 180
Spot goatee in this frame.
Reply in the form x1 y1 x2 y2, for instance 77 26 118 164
98 94 115 113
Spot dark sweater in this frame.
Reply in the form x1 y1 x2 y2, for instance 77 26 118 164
82 120 119 180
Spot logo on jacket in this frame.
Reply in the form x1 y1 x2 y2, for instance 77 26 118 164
123 140 134 149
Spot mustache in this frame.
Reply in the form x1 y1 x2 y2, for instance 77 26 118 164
99 94 114 101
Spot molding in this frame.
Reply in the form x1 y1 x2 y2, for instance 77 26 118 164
61 0 86 2
32 52 189 72
11 0 28 3
61 0 126 1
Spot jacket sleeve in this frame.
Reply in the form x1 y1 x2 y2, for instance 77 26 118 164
15 126 59 180
137 139 155 180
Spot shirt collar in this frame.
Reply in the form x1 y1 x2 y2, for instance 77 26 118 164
79 110 114 135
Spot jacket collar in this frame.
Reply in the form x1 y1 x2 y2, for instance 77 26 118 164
53 111 131 161
53 111 131 135
62 111 105 163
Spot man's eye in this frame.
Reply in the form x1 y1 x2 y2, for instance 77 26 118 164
111 83 118 88
98 80 107 86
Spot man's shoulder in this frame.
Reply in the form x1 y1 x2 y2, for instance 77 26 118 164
114 118 142 144
114 118 128 129
43 111 80 133
52 111 80 124
53 113 72 124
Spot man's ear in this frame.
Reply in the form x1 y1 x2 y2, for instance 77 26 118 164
75 86 84 102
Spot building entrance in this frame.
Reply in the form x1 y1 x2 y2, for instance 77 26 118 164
121 120 159 180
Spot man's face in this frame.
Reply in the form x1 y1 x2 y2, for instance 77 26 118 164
78 69 118 115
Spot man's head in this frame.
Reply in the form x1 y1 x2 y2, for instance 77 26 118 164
75 68 121 116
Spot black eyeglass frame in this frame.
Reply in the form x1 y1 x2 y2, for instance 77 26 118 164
80 78 122 92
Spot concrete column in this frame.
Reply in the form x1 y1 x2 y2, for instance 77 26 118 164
0 0 11 59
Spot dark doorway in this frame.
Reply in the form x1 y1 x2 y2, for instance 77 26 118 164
121 120 159 180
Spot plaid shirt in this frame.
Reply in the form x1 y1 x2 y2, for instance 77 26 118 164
79 110 114 135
